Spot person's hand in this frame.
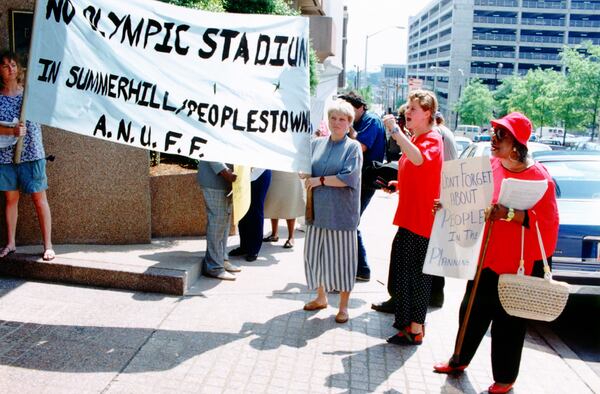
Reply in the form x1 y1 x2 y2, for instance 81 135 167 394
382 114 396 131
485 203 509 222
298 172 310 179
219 168 237 183
304 177 319 190
432 199 443 215
383 180 398 194
13 122 26 137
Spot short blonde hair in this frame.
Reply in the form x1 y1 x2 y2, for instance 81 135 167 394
407 89 438 125
327 99 355 124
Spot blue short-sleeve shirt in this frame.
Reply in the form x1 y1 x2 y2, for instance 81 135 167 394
354 111 385 168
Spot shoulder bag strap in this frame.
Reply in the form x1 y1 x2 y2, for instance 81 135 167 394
534 221 552 280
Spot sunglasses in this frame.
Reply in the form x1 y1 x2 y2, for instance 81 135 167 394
490 127 509 141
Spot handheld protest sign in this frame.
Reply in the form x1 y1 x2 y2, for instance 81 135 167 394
423 156 494 280
232 165 250 225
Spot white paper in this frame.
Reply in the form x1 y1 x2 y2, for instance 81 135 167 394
0 119 18 148
498 178 548 210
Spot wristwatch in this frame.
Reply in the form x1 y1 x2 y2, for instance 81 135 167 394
505 207 515 222
320 176 325 186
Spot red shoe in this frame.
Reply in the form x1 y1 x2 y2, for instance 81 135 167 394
488 382 514 394
433 361 467 374
387 327 423 345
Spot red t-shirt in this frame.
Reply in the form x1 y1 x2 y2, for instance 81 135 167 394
483 157 559 275
393 130 443 238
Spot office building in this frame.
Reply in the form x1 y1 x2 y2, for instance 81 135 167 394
406 0 600 128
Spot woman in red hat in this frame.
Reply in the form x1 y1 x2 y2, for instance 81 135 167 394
433 112 559 393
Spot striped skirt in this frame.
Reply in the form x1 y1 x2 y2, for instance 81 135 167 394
304 225 358 292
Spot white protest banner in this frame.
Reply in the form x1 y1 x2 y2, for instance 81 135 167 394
25 0 311 172
423 156 494 280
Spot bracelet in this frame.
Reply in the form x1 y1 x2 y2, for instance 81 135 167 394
320 176 325 186
390 126 401 135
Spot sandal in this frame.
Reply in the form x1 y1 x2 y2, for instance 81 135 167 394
0 247 16 258
335 310 349 323
303 300 328 311
43 249 56 261
262 234 279 242
283 239 294 249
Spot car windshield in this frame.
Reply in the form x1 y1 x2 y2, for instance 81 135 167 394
542 160 600 199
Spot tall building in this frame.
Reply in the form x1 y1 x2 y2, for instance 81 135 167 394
406 0 600 128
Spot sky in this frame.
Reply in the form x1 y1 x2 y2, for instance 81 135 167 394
343 0 430 72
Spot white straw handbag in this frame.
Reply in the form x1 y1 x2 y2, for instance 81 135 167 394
497 222 570 322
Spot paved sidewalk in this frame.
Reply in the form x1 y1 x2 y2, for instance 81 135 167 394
0 191 599 393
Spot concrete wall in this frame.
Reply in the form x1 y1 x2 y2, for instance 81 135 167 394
150 173 206 238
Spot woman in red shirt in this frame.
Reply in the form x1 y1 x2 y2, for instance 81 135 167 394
382 90 443 345
433 112 559 394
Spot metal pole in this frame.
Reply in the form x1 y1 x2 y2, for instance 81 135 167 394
454 83 462 130
363 36 369 89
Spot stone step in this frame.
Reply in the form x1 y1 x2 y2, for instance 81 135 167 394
0 239 207 295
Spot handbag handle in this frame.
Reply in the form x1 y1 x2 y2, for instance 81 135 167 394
519 219 552 280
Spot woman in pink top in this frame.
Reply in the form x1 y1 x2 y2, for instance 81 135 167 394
382 90 443 346
433 112 559 394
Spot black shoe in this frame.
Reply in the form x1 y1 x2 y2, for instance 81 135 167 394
429 292 444 308
356 274 371 282
371 299 394 314
245 254 258 262
229 247 246 257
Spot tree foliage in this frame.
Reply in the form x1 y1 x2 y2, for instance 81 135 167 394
454 79 494 126
160 0 318 94
496 69 562 131
560 43 600 140
457 43 600 139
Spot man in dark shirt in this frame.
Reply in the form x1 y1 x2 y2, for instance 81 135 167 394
340 92 386 282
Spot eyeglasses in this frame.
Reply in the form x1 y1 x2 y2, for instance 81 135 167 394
490 127 508 141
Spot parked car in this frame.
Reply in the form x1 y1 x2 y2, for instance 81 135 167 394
539 138 566 150
459 141 552 159
472 134 491 142
568 141 600 152
454 136 472 156
533 151 600 293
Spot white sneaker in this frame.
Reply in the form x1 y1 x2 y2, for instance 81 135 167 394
224 261 242 273
213 271 236 281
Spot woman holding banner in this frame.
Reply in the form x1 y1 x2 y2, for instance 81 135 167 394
301 99 362 324
381 89 443 345
433 112 559 394
0 50 54 261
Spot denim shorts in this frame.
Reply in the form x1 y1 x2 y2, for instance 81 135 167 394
0 159 48 193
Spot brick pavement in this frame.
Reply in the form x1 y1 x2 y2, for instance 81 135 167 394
0 191 598 393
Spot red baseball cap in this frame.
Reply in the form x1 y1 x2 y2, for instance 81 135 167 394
490 112 532 146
